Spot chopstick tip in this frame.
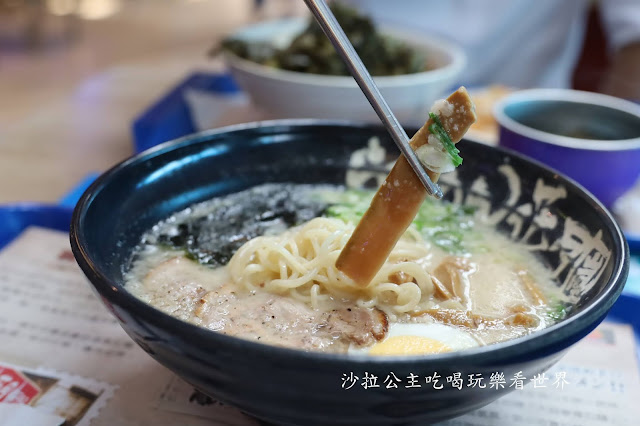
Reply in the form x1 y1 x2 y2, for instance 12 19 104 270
431 183 444 199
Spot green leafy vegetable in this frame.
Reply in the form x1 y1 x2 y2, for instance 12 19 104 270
322 189 373 224
412 197 479 254
428 112 463 167
320 189 480 254
546 302 568 322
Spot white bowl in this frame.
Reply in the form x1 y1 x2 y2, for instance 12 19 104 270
222 18 466 126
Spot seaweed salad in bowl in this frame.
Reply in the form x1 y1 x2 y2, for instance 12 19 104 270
215 2 466 125
220 2 432 76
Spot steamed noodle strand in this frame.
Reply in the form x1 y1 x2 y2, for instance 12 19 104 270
228 217 435 313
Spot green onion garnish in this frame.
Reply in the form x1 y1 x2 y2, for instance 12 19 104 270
428 112 463 167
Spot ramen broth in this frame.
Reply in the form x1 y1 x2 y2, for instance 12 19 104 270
126 183 566 355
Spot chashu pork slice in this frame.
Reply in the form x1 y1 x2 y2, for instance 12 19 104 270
140 256 389 352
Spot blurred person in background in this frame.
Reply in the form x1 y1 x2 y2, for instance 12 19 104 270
342 0 640 98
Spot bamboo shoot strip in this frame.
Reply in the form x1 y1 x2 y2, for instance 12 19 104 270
336 87 477 287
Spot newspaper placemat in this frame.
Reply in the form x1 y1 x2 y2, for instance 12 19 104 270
0 227 255 426
0 226 638 425
0 362 115 426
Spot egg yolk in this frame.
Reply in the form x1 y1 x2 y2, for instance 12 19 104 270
368 336 452 356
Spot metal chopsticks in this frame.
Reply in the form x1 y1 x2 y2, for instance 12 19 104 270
302 0 443 199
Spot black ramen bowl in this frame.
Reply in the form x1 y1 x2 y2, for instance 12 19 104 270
71 120 629 425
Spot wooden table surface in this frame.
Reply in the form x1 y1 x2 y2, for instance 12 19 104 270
0 0 302 204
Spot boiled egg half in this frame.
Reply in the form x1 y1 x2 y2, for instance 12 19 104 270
348 323 479 356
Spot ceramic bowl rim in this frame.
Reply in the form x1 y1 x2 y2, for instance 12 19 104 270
222 17 467 88
70 119 629 367
493 88 640 151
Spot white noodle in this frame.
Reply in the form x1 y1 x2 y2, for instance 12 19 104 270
228 217 436 313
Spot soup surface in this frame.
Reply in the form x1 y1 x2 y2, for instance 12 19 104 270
126 183 566 355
